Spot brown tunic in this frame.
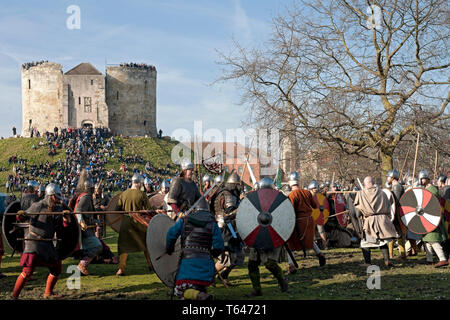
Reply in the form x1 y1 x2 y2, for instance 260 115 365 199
117 188 151 254
286 189 317 251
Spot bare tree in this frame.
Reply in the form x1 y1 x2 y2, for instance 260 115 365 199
218 0 449 180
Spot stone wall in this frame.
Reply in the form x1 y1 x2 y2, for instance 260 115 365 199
105 66 157 137
21 62 63 136
63 74 108 128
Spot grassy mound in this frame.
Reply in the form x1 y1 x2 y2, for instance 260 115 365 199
0 136 181 195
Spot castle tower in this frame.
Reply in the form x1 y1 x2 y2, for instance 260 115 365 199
105 64 157 137
63 63 109 128
21 62 63 136
280 115 299 176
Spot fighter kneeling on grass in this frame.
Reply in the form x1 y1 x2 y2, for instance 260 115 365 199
12 183 71 299
166 198 224 300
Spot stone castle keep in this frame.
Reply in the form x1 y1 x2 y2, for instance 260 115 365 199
21 61 157 137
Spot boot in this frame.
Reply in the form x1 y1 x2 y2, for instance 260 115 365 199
43 274 60 298
116 253 128 276
12 272 28 299
317 253 326 267
78 257 93 276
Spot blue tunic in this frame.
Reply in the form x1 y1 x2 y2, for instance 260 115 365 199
166 214 224 283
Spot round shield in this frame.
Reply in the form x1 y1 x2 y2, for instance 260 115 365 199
146 214 181 288
334 193 348 227
56 211 80 260
105 193 122 232
149 193 165 209
382 189 396 222
236 189 295 250
312 193 330 225
2 201 24 253
398 188 441 234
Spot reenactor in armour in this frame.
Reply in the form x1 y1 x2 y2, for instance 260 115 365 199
166 200 224 300
418 170 448 267
167 159 202 219
116 173 153 276
386 169 407 260
247 177 288 297
72 172 103 276
211 172 245 286
12 183 71 299
21 180 39 211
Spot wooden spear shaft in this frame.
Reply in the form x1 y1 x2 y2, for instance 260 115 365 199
434 149 438 181
5 210 166 216
412 132 420 182
399 143 412 181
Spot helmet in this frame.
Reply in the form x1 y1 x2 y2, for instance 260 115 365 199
181 158 194 171
161 179 170 190
387 169 400 180
437 174 447 184
418 169 430 180
45 183 62 199
144 177 152 186
214 175 223 184
324 181 330 187
253 182 260 190
202 174 212 183
194 197 210 212
27 180 39 188
288 171 300 187
259 177 274 189
384 181 391 188
132 173 142 184
226 172 241 184
307 180 319 190
84 178 94 189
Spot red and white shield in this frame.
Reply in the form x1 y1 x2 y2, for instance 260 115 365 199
334 193 348 227
236 189 295 250
398 188 441 234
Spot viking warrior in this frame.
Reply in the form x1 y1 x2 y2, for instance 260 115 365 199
12 183 71 299
37 184 46 200
437 174 450 257
211 172 245 286
166 159 202 220
386 169 408 260
116 173 153 276
72 172 103 276
247 177 288 297
418 170 448 267
93 182 110 239
310 180 329 250
144 177 156 198
202 174 212 194
166 199 224 300
160 179 173 216
354 177 398 267
21 180 39 211
286 175 325 274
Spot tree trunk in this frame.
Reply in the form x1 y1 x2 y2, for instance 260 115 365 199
380 152 393 184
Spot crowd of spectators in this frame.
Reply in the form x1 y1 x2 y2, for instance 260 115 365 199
119 62 156 71
22 60 48 70
4 126 177 200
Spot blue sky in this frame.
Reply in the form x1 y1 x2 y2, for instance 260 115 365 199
0 0 289 140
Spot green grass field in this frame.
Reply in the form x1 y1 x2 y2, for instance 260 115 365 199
0 228 448 300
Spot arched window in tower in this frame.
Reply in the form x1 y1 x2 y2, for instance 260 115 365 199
144 80 147 90
90 79 93 85
144 120 147 126
79 97 81 105
116 91 119 100
28 79 31 89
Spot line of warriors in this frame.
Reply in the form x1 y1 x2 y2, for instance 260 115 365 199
1 160 448 300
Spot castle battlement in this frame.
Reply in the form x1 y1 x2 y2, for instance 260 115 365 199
21 61 157 137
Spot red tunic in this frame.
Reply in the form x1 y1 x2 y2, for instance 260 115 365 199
286 189 317 251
